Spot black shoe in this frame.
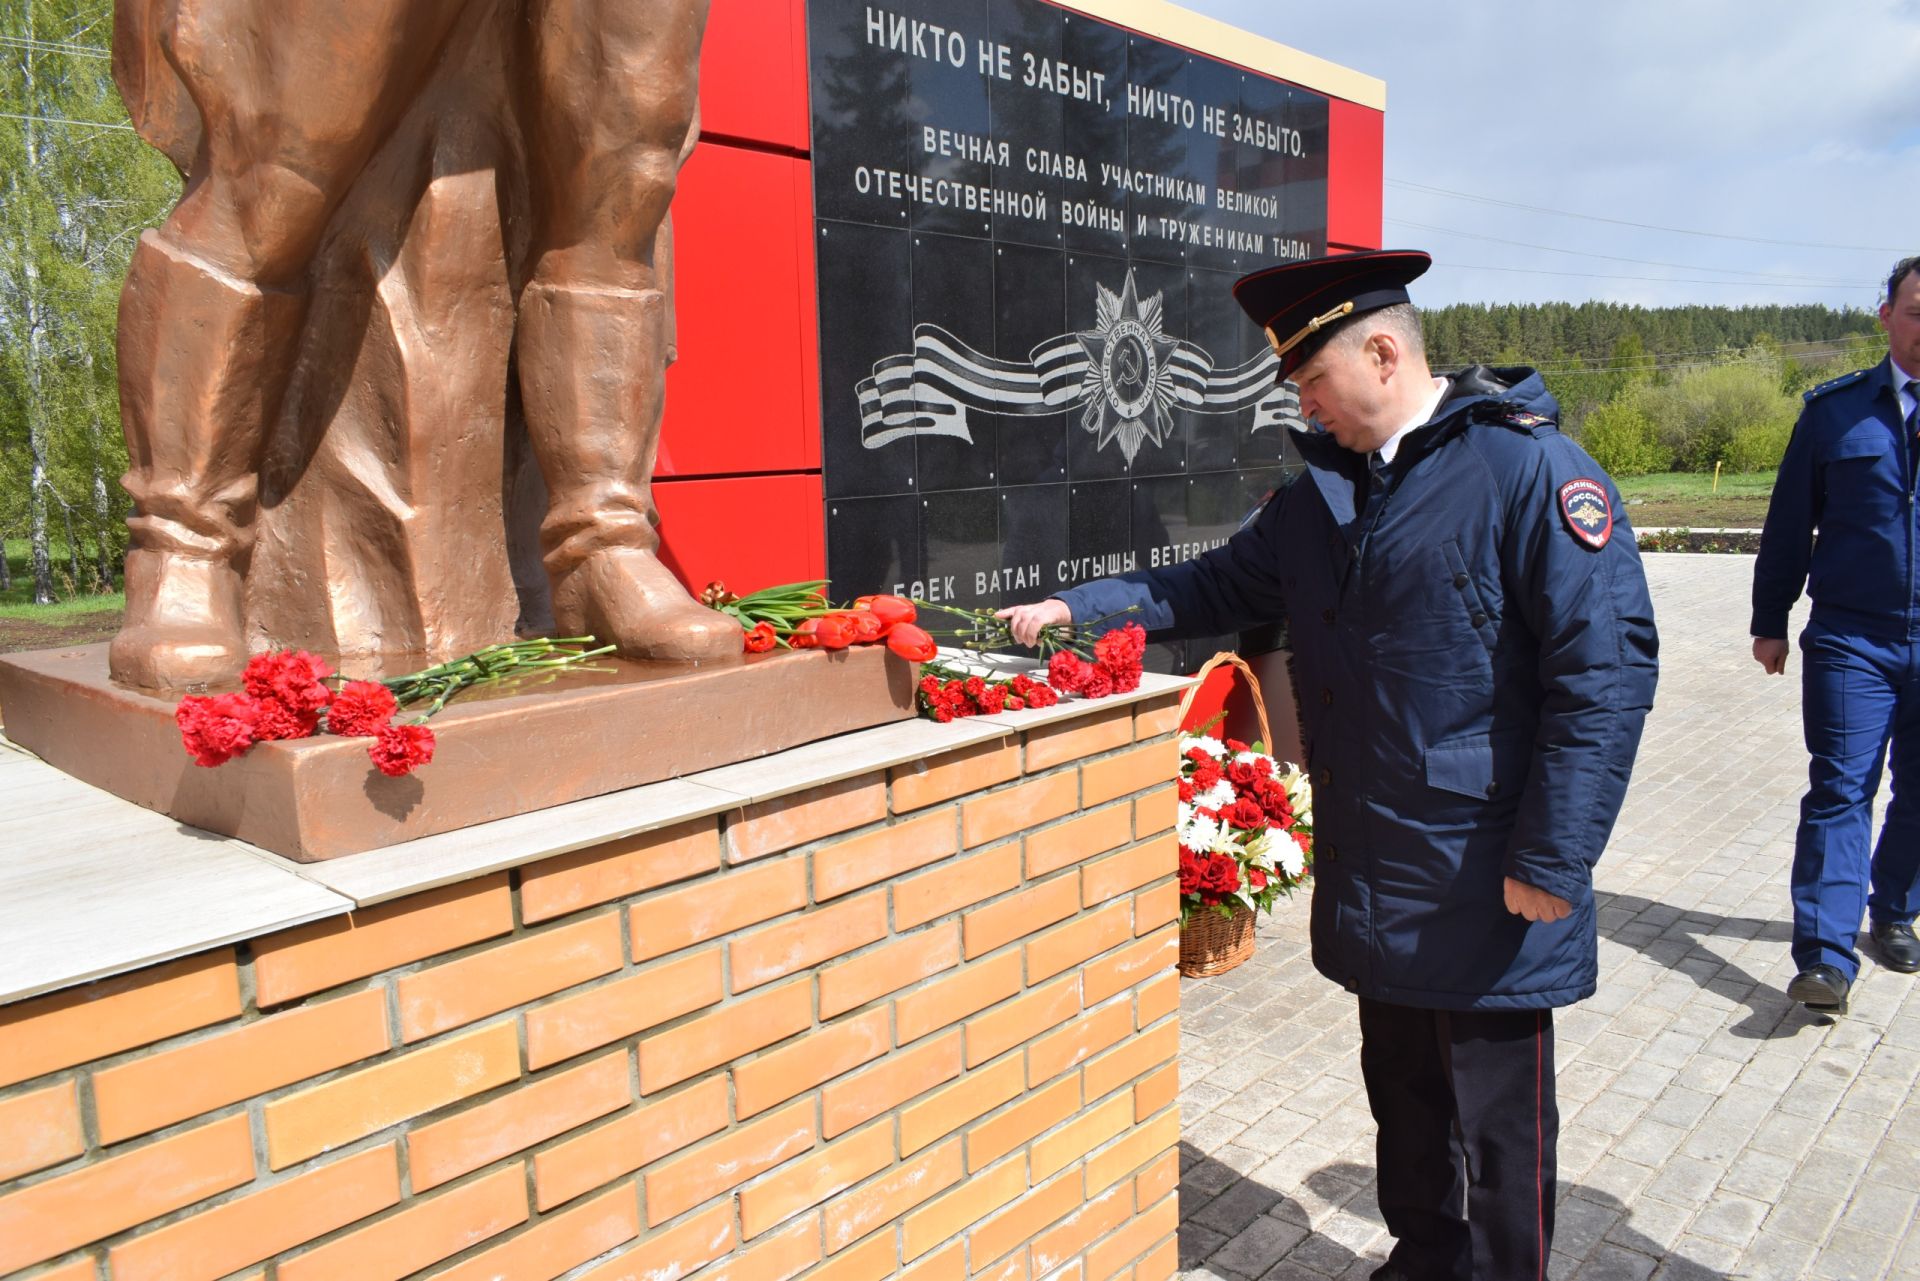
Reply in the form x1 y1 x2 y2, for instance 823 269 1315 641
1871 920 1920 973
1787 963 1850 1013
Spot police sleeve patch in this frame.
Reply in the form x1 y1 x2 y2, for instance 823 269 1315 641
1557 478 1613 550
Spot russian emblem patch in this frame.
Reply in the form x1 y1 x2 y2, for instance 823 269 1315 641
1558 478 1613 550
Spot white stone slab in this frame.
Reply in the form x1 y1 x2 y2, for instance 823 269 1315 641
0 751 353 1004
684 715 1011 803
301 776 750 906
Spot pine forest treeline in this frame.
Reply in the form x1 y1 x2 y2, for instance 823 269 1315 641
1423 301 1888 478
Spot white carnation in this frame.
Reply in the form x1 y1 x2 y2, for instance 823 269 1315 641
1182 813 1222 852
1278 838 1307 878
1181 734 1227 759
1201 780 1237 810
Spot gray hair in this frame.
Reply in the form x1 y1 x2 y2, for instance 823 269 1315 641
1327 302 1426 361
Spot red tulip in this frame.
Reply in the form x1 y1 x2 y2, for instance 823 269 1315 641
887 622 937 662
790 618 821 648
846 610 887 643
866 594 917 627
815 613 856 650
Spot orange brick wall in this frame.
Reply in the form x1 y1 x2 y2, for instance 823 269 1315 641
0 696 1186 1281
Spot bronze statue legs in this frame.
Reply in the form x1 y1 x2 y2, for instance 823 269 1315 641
111 234 304 687
109 0 469 687
515 0 737 663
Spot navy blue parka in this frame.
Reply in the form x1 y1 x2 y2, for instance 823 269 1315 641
1058 367 1660 1010
1752 360 1917 641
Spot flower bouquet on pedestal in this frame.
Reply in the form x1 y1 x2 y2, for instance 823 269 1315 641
174 639 611 777
707 580 1147 722
1175 731 1313 977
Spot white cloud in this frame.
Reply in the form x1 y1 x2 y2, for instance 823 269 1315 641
1180 0 1918 307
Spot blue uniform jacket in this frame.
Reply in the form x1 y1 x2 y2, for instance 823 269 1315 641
1058 368 1659 1010
1752 360 1915 641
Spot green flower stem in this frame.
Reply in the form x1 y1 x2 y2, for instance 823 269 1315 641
372 637 615 718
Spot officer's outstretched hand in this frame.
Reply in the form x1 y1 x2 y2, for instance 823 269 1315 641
1752 637 1789 676
996 598 1073 648
1504 877 1571 923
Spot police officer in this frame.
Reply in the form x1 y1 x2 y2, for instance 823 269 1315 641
1001 251 1659 1281
1752 255 1920 1014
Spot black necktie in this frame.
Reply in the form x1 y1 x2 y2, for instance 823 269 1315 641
1908 379 1919 436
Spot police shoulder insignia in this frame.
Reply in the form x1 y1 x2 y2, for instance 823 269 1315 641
1803 368 1869 402
1557 477 1613 550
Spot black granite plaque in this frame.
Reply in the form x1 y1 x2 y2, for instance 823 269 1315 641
810 0 1326 672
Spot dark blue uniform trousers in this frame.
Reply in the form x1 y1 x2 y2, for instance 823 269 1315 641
1794 622 1920 979
1358 999 1555 1281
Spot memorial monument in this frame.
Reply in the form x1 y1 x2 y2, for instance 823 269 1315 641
0 0 916 860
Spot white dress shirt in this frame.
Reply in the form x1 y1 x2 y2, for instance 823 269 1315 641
1374 377 1451 466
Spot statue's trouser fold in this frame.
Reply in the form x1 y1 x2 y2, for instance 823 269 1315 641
517 280 737 663
111 231 306 687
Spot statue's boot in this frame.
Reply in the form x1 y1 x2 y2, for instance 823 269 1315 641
517 280 739 663
109 232 305 688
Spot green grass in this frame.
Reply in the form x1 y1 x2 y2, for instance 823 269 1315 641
0 591 123 621
1615 471 1775 528
2 537 123 618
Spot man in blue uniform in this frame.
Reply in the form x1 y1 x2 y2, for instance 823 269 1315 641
1001 251 1659 1281
1751 255 1920 1014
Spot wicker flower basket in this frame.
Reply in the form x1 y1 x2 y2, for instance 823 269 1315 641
1178 903 1257 977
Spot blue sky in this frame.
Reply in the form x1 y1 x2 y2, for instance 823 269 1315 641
1180 0 1919 311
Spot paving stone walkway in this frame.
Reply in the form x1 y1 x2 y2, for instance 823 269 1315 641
1174 553 1920 1281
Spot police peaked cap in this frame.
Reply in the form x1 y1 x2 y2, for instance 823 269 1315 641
1232 249 1432 380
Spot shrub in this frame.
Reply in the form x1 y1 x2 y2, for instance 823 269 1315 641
1639 361 1800 473
1578 390 1670 477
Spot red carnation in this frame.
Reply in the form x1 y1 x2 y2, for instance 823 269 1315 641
1047 651 1091 694
1190 762 1223 793
242 649 334 716
1249 867 1269 890
1093 623 1146 693
248 696 319 742
1225 738 1249 755
368 722 436 777
1081 666 1115 699
175 693 260 767
328 680 399 737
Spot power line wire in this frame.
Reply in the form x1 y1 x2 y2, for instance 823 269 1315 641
1429 260 1876 291
1389 218 1874 286
0 34 110 59
0 109 130 132
1389 179 1903 254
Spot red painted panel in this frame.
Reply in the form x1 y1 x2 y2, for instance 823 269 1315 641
655 473 826 595
698 0 807 150
1326 98 1384 252
661 143 816 477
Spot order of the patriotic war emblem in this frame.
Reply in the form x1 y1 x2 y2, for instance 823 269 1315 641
1074 273 1182 461
1557 477 1613 550
855 269 1301 464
